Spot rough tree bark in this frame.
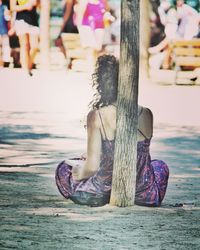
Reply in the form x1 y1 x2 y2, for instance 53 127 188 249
110 0 140 207
40 0 50 69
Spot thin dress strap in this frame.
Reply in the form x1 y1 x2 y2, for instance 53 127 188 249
98 110 108 140
138 128 149 140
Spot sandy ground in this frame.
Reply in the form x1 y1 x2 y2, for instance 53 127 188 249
0 67 200 249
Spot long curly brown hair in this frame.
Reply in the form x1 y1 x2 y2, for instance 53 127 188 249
90 55 119 109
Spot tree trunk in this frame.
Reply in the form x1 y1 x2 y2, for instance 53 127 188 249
40 0 50 69
110 0 140 207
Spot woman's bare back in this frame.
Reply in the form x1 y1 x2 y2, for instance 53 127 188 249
97 105 153 142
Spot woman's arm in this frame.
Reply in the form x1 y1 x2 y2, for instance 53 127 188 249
138 107 153 140
9 0 17 33
72 110 102 180
9 0 17 12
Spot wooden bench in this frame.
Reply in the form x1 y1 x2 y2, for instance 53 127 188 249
172 39 200 84
61 33 87 71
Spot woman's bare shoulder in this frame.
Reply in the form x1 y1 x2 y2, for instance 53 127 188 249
144 107 153 119
87 110 101 128
138 106 153 139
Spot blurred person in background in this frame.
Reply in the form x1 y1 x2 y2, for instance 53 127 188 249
0 0 10 67
149 0 200 69
55 0 78 64
9 0 40 76
175 0 200 40
74 0 110 68
149 0 178 69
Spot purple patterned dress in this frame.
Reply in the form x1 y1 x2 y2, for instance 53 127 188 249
55 136 169 207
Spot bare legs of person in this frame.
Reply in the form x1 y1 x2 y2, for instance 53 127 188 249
83 47 96 70
162 44 173 70
0 36 3 67
79 26 104 70
18 33 39 76
148 37 169 54
0 35 10 67
89 29 104 68
55 35 67 58
148 37 172 70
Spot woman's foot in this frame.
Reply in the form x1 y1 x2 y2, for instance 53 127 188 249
28 70 33 77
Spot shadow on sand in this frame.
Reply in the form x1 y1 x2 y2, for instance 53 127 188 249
0 112 200 249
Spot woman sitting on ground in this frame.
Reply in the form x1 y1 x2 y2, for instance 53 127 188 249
55 55 169 207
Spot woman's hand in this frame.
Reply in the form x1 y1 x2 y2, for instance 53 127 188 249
69 159 96 181
72 165 81 180
65 158 85 180
80 152 87 160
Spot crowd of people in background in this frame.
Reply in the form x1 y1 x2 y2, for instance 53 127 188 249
55 0 119 69
0 0 120 73
149 0 200 70
0 0 199 73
